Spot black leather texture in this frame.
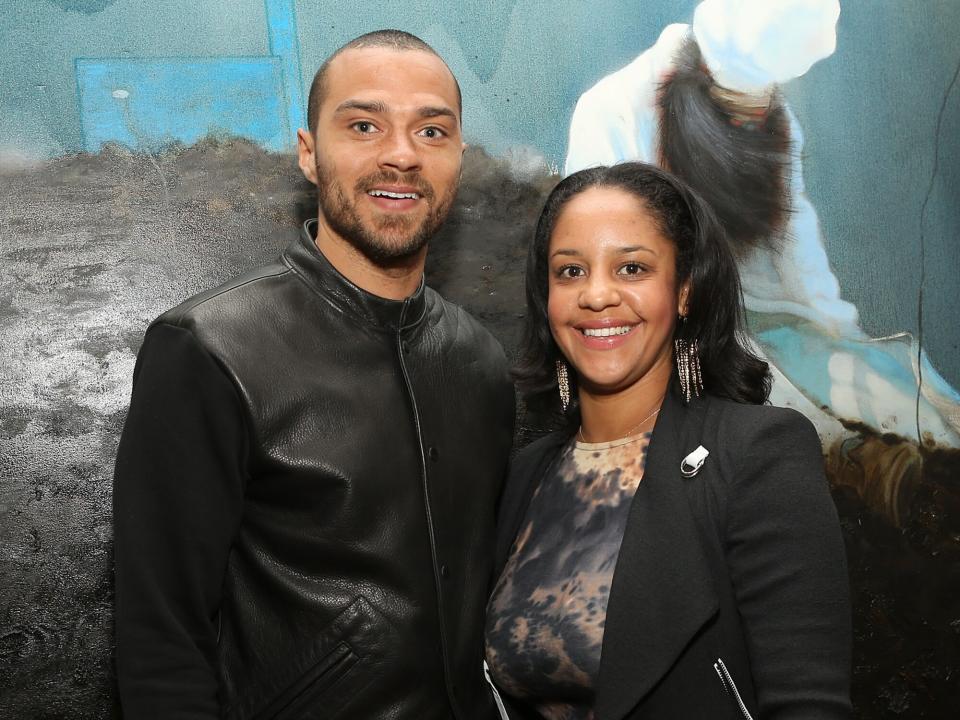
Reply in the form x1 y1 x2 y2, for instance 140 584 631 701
114 221 515 719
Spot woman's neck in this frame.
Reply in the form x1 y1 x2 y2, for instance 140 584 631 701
577 361 672 443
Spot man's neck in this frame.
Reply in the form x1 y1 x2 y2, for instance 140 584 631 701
313 218 426 301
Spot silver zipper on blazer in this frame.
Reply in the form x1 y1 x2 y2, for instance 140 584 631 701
714 657 754 720
483 660 511 720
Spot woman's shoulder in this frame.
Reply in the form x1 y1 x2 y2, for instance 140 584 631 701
693 396 825 493
700 395 817 442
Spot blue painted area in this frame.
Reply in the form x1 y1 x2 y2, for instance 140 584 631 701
265 0 306 135
72 0 304 152
77 57 287 152
756 321 960 442
760 323 960 403
758 325 917 395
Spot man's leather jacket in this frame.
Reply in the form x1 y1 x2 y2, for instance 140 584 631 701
114 220 515 719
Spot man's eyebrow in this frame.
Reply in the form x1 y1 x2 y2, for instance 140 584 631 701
333 100 387 115
418 106 458 122
331 100 458 122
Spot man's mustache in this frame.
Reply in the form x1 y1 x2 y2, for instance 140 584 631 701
355 171 436 202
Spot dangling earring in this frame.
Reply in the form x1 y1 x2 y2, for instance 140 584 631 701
556 359 571 412
674 317 703 402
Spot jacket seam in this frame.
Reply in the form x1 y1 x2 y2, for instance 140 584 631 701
163 266 292 325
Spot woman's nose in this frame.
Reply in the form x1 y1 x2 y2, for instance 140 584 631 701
579 276 620 310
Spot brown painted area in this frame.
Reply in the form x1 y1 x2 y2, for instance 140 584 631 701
828 429 960 717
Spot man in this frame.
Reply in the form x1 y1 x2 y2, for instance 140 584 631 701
113 30 514 719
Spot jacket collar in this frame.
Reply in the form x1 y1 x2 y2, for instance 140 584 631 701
282 219 428 332
595 384 719 719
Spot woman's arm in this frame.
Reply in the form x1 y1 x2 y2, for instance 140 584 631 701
724 406 852 719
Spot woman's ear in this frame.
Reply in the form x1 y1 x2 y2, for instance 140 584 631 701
678 280 692 317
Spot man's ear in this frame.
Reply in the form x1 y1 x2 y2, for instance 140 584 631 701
297 128 318 186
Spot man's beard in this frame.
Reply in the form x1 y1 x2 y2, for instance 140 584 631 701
315 159 458 265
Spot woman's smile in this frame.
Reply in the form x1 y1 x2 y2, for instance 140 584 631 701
547 186 686 396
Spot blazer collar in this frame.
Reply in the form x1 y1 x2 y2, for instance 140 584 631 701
282 219 428 333
595 385 719 719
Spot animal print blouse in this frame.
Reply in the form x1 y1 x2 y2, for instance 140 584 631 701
485 432 651 720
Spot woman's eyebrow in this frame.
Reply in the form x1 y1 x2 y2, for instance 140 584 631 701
617 245 657 255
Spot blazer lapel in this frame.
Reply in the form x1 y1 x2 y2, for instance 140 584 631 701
595 389 718 720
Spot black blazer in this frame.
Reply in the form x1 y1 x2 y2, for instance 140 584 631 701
492 386 852 720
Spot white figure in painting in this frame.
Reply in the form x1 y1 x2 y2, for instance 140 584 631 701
565 0 960 447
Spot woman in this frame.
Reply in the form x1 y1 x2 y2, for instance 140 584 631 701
485 163 851 719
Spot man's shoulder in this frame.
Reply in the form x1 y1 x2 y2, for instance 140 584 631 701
155 259 292 330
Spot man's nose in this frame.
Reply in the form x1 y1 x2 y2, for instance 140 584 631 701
378 131 421 173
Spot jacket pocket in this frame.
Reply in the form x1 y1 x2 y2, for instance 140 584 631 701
713 657 754 720
245 596 389 720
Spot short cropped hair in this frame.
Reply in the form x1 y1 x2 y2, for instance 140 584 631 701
306 29 462 133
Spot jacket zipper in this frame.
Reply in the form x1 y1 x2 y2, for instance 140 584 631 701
483 660 511 720
395 304 459 717
714 657 753 720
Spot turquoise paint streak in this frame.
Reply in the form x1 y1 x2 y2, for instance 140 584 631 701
266 0 306 135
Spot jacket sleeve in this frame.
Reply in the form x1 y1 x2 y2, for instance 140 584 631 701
113 322 247 719
725 407 852 719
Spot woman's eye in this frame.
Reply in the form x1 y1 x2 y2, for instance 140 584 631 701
558 266 585 279
618 262 646 276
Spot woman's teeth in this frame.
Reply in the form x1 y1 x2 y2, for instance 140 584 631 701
582 326 632 337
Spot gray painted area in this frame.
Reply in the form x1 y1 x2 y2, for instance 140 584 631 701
1 141 959 717
0 142 544 715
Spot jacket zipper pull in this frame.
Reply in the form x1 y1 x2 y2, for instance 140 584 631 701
680 445 709 477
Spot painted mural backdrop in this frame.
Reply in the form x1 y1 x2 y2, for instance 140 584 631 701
1 0 958 717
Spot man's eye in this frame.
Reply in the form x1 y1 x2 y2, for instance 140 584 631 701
418 126 447 139
558 265 585 279
351 121 377 134
618 263 647 276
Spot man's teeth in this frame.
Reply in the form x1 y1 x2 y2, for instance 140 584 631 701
582 326 633 337
368 190 419 199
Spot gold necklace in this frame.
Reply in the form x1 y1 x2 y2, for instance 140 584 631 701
578 404 661 443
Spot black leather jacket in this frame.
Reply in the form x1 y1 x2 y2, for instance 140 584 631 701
114 221 515 719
